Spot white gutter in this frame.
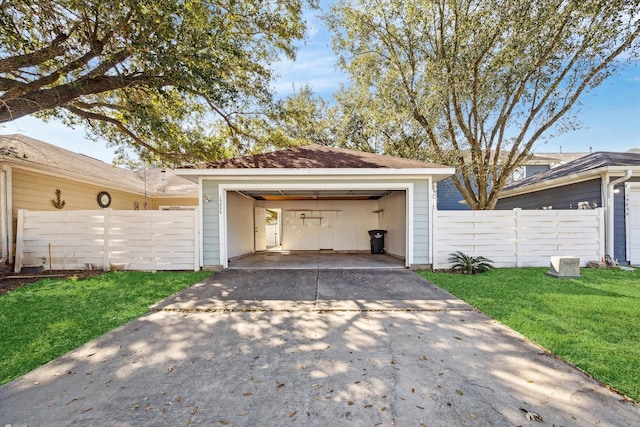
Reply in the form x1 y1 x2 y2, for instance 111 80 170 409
176 167 455 181
606 170 633 258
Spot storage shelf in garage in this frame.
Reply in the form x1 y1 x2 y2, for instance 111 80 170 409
285 209 342 212
285 209 343 224
300 215 323 224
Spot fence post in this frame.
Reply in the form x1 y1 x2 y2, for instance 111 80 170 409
103 209 110 271
13 209 26 273
431 209 438 270
514 208 521 267
193 209 200 271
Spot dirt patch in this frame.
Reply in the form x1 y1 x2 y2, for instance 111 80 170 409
0 267 106 295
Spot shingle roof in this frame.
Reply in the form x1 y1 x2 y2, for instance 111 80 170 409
504 151 640 191
525 152 589 165
0 134 197 195
133 168 199 194
188 144 450 169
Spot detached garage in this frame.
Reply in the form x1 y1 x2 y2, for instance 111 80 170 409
177 145 454 270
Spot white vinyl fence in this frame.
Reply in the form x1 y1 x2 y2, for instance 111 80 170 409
14 209 199 272
432 208 604 269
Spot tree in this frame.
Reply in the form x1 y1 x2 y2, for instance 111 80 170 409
272 84 429 156
0 0 315 166
327 0 640 209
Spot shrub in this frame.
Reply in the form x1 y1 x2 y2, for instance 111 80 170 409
448 251 494 274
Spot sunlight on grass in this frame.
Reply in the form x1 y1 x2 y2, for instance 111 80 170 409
0 270 211 385
418 267 640 402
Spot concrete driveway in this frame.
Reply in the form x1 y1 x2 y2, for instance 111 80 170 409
1 269 638 426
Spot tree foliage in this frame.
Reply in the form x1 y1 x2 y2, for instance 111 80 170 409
327 0 640 209
273 84 428 156
0 0 314 166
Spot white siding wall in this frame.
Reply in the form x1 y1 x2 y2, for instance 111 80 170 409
378 191 406 257
226 192 255 258
433 209 604 268
260 199 378 251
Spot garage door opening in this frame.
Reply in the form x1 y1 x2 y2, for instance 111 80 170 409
225 186 409 268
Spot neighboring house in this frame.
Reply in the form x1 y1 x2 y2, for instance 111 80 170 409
496 151 640 265
0 134 198 264
176 145 454 270
437 151 589 210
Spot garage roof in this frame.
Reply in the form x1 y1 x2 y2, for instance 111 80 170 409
184 144 449 170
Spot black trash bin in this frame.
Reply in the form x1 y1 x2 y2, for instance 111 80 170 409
368 229 387 254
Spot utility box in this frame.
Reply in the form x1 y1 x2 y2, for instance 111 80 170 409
547 256 581 278
368 230 387 254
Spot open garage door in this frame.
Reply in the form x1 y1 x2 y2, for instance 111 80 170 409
627 185 640 265
222 184 410 268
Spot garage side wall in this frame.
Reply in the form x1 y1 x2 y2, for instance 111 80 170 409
378 191 406 258
412 181 430 266
202 180 221 268
227 192 255 258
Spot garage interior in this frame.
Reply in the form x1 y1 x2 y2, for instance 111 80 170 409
224 188 408 268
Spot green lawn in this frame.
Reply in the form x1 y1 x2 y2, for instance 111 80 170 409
418 267 640 402
0 270 211 386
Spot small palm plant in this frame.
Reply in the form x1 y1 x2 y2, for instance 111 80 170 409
448 251 494 274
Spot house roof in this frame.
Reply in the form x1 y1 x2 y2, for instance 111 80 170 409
185 144 450 170
525 152 589 165
133 169 199 195
0 134 197 196
501 151 640 196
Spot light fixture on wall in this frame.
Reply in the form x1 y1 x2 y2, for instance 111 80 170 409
204 194 213 203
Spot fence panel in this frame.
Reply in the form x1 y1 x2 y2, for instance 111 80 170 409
14 209 199 272
433 208 604 269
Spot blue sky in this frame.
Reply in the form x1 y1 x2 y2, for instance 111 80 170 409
2 2 639 163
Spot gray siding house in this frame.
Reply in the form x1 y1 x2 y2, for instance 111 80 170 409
437 152 588 210
177 145 454 270
496 152 640 264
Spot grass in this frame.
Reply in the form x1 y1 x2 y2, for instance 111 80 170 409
0 270 210 386
418 267 640 402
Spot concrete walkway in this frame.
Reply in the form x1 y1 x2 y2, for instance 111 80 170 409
1 270 638 426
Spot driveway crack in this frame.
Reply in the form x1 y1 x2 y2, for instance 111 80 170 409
313 268 320 310
383 321 400 423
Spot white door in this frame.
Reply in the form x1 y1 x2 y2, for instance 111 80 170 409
627 185 640 265
254 207 267 251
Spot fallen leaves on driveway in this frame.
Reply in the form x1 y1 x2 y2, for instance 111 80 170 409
519 407 543 422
